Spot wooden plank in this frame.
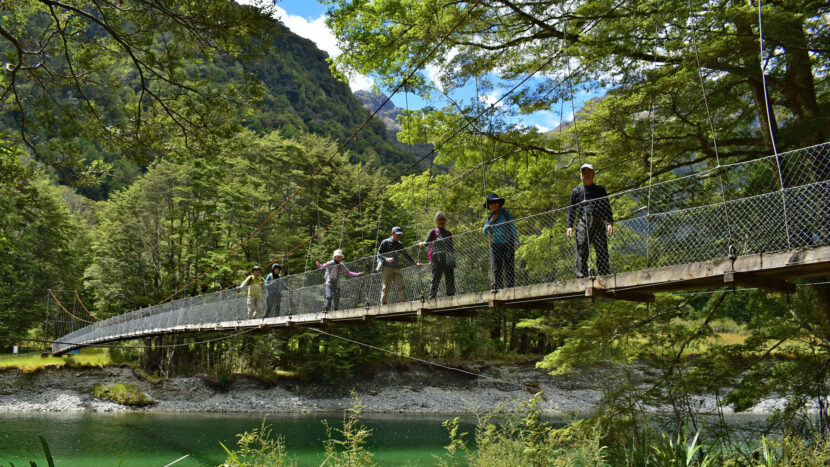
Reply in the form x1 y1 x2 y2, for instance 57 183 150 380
585 287 655 303
723 272 796 294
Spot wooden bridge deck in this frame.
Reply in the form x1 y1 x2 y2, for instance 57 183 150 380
52 245 830 355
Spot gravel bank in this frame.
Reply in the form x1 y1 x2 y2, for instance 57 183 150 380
0 363 801 414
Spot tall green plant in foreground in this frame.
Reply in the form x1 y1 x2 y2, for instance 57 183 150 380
220 418 295 467
322 391 375 467
455 393 610 467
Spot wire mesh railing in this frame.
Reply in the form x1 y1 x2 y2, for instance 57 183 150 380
53 142 830 353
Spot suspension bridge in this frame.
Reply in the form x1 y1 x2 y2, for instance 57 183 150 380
49 143 830 355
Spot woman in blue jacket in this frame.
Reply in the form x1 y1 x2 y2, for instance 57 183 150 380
482 193 519 289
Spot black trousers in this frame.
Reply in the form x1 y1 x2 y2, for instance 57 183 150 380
324 284 340 311
265 293 282 317
575 218 609 277
430 261 456 299
490 243 515 289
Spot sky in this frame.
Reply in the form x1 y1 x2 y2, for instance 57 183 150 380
245 0 600 132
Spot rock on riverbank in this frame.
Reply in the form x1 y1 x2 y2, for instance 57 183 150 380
0 362 798 414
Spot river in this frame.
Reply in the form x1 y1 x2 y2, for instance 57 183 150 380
0 412 482 466
0 411 779 466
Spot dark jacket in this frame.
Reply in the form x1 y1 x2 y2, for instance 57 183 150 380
567 184 614 228
424 227 455 261
378 238 416 269
264 273 290 295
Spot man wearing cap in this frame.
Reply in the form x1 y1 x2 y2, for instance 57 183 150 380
378 226 418 305
238 265 265 318
482 193 519 289
567 163 614 277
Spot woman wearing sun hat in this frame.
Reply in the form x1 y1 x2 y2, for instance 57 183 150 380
482 193 519 289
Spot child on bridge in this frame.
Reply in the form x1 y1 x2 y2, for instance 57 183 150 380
238 265 265 318
316 249 364 312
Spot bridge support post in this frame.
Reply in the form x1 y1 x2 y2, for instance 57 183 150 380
585 287 655 303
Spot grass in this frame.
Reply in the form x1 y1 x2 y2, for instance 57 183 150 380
0 348 113 372
91 383 154 407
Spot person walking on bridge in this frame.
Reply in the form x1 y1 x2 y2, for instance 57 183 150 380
238 265 265 318
419 211 456 299
265 263 290 317
483 193 519 289
317 249 364 312
378 226 419 305
567 163 614 278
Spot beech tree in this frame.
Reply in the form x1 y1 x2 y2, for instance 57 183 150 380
0 0 274 184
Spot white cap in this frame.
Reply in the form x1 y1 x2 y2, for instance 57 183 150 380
333 249 344 259
580 163 595 172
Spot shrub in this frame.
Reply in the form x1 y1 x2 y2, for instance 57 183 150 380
91 383 154 407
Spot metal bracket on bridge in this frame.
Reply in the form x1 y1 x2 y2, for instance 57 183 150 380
488 300 557 311
723 272 795 294
418 307 477 317
585 287 655 303
376 314 418 322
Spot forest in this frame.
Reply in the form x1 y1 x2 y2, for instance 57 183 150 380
1 0 829 463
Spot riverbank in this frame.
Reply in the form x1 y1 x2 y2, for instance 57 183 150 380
0 361 798 414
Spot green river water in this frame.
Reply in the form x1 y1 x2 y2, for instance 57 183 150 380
0 412 483 466
0 412 776 466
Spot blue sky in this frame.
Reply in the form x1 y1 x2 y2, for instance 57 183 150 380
255 0 599 132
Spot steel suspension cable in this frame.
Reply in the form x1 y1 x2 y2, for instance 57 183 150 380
48 289 94 324
562 17 595 275
646 9 660 267
74 290 100 322
757 0 779 157
687 0 736 250
758 0 792 248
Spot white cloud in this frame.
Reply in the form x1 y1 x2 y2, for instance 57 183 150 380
426 65 443 91
534 123 551 132
235 1 373 91
479 91 504 108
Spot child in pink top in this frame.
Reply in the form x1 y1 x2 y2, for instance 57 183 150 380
316 249 363 312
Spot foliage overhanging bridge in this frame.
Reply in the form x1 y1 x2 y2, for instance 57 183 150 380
49 142 830 355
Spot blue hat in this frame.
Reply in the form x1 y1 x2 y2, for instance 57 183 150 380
391 226 404 234
484 193 505 208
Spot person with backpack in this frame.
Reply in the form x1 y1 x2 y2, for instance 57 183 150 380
238 265 265 318
419 211 456 299
566 163 614 277
377 226 419 305
264 263 290 317
316 249 364 312
482 193 519 289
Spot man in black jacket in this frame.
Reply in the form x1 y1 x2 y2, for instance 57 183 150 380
567 163 614 277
